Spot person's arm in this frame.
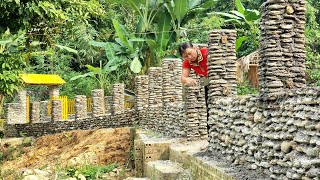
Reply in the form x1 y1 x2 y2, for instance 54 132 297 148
181 68 197 86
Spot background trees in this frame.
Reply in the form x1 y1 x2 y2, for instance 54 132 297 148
0 0 319 108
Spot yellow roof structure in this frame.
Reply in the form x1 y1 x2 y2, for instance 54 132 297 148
21 74 65 86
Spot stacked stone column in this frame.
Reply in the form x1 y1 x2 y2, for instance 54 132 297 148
30 102 40 123
259 0 306 100
51 99 62 121
162 58 185 137
135 76 149 126
112 84 125 114
15 90 27 123
92 89 105 117
207 30 237 102
105 96 113 114
147 67 162 131
185 70 207 141
75 95 87 120
40 101 49 121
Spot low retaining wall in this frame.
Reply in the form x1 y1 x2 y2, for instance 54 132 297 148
4 110 137 137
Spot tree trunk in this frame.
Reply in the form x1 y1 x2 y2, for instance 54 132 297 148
0 94 4 118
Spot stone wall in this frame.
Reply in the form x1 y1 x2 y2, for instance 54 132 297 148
259 0 306 100
4 110 137 137
208 88 320 179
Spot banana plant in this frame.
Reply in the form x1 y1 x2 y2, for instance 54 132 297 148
70 60 110 90
164 0 217 41
106 0 165 33
210 0 260 52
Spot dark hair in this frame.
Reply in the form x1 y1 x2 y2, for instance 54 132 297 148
178 42 193 56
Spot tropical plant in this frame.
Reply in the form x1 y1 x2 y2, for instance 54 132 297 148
70 61 110 90
164 0 217 41
305 1 320 86
211 0 260 56
0 30 27 115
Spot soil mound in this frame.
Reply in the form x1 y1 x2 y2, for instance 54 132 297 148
1 128 133 172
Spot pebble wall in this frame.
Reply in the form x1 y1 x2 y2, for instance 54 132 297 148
259 0 306 100
4 110 137 137
208 88 320 179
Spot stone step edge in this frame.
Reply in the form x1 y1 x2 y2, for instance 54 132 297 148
169 142 235 180
145 160 185 180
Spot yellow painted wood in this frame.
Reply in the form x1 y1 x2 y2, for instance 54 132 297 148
26 96 30 123
21 74 65 86
51 96 68 120
87 98 92 112
0 119 4 130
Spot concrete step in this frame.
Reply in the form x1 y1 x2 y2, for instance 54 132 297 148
169 140 234 180
145 160 189 180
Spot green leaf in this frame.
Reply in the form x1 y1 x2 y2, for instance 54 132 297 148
30 41 42 46
230 10 246 20
236 36 247 51
70 72 95 81
89 41 107 47
85 65 101 74
129 38 146 42
213 12 241 20
104 42 116 62
112 19 134 52
156 10 171 51
235 0 245 14
173 0 188 23
188 0 202 9
198 0 217 9
146 39 157 49
0 39 12 46
130 57 142 73
55 44 78 54
244 9 260 21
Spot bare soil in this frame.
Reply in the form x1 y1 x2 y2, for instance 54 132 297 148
1 128 133 176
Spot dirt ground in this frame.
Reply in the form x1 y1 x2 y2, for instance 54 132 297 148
0 128 134 178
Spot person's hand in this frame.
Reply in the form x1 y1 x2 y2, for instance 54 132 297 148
185 77 197 86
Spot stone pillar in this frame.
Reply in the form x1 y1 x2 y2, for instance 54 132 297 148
16 90 27 123
135 76 149 126
51 99 62 121
162 58 183 106
4 103 23 124
30 102 40 123
162 58 184 135
92 89 105 117
112 84 125 114
207 30 237 101
185 70 208 141
49 86 60 97
75 95 87 120
259 0 306 100
135 76 149 110
147 68 162 131
40 101 48 121
105 96 112 114
148 67 162 108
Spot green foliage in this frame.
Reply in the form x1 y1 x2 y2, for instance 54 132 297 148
0 30 26 97
212 0 260 57
305 1 320 86
237 84 258 95
66 164 118 179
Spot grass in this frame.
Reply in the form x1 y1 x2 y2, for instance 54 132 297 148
65 163 118 180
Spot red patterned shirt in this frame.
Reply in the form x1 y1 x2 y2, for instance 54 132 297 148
182 48 208 77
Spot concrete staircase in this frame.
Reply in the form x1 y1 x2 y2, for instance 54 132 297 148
127 130 235 180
